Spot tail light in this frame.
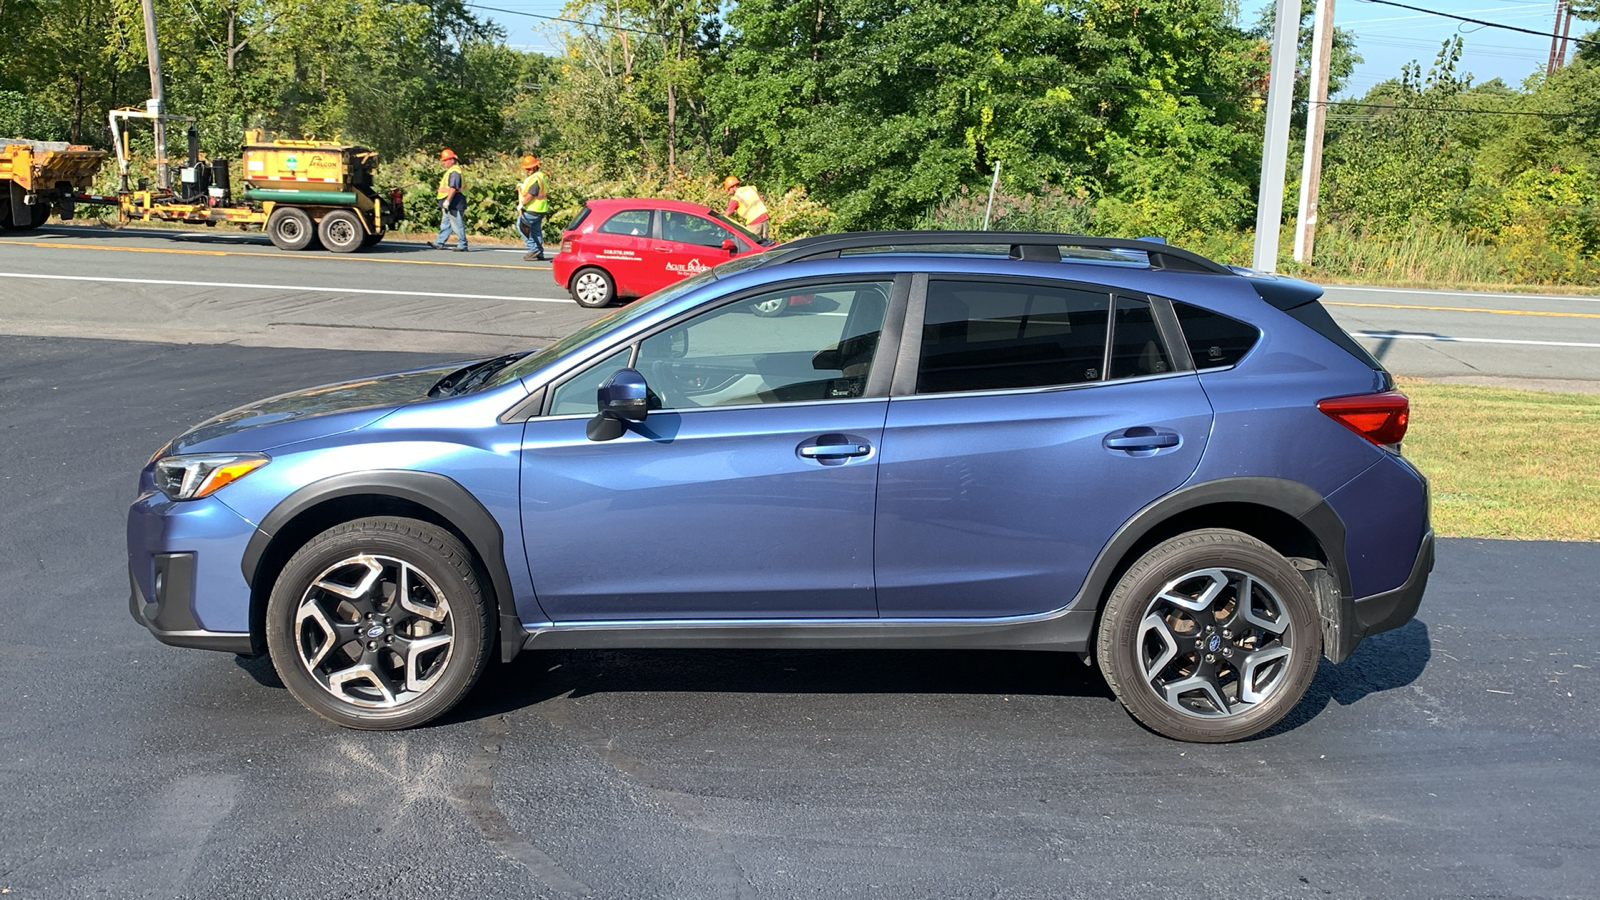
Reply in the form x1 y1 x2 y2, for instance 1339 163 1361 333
560 238 573 254
1318 391 1409 446
389 188 404 206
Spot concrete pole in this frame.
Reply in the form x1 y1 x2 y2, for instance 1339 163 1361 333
1253 0 1301 272
1294 0 1336 264
983 159 1001 231
140 0 168 191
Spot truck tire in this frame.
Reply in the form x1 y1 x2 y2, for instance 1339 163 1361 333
361 231 383 248
317 209 365 253
2 199 44 232
267 207 316 251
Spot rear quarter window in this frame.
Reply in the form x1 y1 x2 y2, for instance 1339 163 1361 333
1173 301 1260 369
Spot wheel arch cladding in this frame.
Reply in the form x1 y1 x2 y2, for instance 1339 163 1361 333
1083 477 1352 662
240 471 521 662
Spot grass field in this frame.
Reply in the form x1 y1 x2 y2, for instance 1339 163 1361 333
1399 378 1600 541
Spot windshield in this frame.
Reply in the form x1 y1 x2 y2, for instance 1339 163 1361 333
481 252 770 390
708 210 769 246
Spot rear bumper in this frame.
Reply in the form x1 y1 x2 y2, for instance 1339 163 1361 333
1336 528 1433 660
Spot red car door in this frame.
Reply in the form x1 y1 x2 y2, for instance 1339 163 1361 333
656 210 743 290
587 207 656 298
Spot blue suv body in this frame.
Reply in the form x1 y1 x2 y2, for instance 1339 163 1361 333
128 232 1431 741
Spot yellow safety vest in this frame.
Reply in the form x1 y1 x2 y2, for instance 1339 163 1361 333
732 184 767 223
436 164 462 199
519 171 550 214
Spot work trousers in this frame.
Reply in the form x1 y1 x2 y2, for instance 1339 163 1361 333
520 211 545 257
435 207 467 249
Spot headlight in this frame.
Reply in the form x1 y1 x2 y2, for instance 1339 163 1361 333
153 453 270 501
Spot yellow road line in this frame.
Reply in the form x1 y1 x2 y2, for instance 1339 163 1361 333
1325 300 1600 320
0 238 549 271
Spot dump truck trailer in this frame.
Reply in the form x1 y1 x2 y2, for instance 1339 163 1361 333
93 124 403 252
0 139 108 231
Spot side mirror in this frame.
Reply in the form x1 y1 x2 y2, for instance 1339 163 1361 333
587 368 648 441
721 238 737 253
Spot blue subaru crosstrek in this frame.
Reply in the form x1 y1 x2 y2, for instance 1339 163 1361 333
128 232 1431 742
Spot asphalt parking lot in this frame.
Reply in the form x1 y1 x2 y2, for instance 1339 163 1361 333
1 335 1596 899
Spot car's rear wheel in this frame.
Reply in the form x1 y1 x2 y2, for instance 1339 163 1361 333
1096 529 1320 742
570 266 616 308
265 517 494 730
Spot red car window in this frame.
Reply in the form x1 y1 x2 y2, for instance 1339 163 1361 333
598 209 653 237
662 211 739 249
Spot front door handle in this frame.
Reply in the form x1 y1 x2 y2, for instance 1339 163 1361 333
1104 426 1181 452
797 433 874 465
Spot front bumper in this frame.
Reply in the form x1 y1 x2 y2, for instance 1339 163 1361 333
127 491 258 655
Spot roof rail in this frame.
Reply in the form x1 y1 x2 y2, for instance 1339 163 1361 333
755 231 1233 275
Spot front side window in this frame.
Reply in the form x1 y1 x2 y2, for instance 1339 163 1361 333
548 347 633 415
662 211 739 249
597 209 652 236
915 280 1111 394
633 281 893 409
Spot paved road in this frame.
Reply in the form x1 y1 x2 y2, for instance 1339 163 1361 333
2 224 1598 390
1 335 1596 899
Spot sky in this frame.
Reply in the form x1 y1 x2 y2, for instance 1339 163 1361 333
468 0 1583 99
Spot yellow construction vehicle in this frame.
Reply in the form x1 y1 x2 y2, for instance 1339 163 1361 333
96 112 404 252
0 139 108 231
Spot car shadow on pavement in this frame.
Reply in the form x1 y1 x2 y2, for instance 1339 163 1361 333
1256 618 1433 739
445 647 1119 726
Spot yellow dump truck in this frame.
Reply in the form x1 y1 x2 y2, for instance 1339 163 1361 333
109 127 403 252
0 139 108 231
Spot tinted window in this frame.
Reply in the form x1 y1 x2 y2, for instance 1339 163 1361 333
1173 301 1260 369
662 211 739 249
548 347 633 416
1109 296 1173 379
636 281 892 409
597 209 652 236
915 280 1110 394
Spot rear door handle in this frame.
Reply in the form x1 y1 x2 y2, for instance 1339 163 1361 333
1104 426 1181 452
798 433 874 465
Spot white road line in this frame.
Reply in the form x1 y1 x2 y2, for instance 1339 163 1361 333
0 271 570 304
1352 332 1600 349
1329 285 1600 304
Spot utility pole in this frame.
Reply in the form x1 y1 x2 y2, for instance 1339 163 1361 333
140 0 169 190
1253 0 1301 273
1294 0 1336 264
1548 0 1567 74
1555 2 1575 71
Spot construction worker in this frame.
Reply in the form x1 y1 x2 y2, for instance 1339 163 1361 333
723 176 769 240
516 155 550 261
429 148 468 252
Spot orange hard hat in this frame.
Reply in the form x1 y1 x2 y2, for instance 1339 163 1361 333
521 154 539 170
723 176 740 190
439 148 456 162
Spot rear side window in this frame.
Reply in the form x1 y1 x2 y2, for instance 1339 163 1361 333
1173 301 1260 369
598 209 652 236
564 206 591 233
916 280 1110 394
1109 296 1173 379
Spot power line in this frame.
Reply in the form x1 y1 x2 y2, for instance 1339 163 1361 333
1354 0 1600 47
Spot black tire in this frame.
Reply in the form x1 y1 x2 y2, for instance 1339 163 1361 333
267 206 315 251
569 266 616 308
361 231 383 248
1096 529 1320 743
751 295 788 318
3 198 45 231
265 517 495 730
317 208 366 253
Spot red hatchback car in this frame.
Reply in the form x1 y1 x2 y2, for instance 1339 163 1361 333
552 198 772 308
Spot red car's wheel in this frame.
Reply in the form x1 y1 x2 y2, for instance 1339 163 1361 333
570 267 616 308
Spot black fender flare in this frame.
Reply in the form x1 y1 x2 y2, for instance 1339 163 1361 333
1074 476 1351 657
240 470 523 662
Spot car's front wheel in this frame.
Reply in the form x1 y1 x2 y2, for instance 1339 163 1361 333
1096 529 1320 742
265 517 494 729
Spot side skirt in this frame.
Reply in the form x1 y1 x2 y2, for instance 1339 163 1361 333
521 608 1098 653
